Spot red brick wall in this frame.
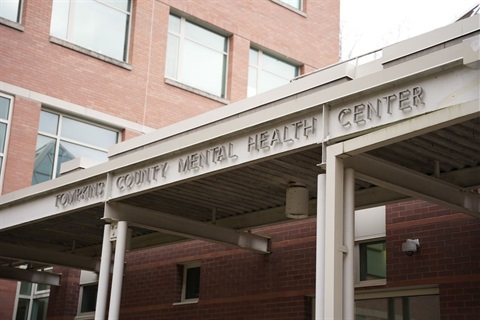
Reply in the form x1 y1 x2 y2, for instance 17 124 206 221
386 200 480 319
117 219 316 319
46 267 81 320
0 279 17 319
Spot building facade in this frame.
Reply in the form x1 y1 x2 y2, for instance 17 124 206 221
1 1 479 320
1 1 340 319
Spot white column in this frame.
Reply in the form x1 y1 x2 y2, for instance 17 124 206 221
343 168 355 319
95 224 112 320
315 173 326 319
324 143 345 319
108 220 128 320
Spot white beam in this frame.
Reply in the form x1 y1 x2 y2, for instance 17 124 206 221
104 203 271 254
0 267 61 286
324 143 345 319
346 155 480 218
0 243 100 271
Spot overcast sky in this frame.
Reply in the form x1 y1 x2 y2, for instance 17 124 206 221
340 0 479 59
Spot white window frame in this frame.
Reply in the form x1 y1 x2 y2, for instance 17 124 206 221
12 267 52 320
75 271 98 320
50 0 132 63
32 109 119 184
166 14 229 99
0 93 13 194
248 48 299 97
354 206 387 287
173 261 201 305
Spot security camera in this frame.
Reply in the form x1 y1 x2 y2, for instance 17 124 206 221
402 239 420 256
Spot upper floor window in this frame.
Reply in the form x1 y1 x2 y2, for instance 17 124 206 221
0 94 13 193
32 110 118 185
248 48 298 97
166 14 228 98
0 0 22 22
50 0 132 62
278 0 303 10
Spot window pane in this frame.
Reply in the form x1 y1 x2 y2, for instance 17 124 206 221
32 135 56 184
51 0 130 61
183 40 225 97
80 284 98 313
0 123 6 153
61 117 117 149
19 282 32 295
185 22 226 52
50 0 70 39
247 66 258 97
185 267 200 299
36 283 50 292
0 0 21 22
168 14 181 33
263 53 297 79
58 141 108 164
38 111 59 135
71 0 129 61
360 241 386 281
31 298 48 320
99 0 130 12
280 0 301 10
15 298 30 320
249 49 259 67
0 96 10 119
259 71 290 94
165 34 180 79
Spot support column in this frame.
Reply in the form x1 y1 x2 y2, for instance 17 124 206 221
343 168 355 319
315 173 326 319
95 224 112 320
324 143 345 319
108 220 128 320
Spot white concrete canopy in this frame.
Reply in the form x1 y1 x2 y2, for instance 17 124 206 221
0 15 478 320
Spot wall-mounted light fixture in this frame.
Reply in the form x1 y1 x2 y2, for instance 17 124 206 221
285 182 309 219
401 239 420 256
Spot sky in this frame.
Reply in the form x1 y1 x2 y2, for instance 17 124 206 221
340 0 479 59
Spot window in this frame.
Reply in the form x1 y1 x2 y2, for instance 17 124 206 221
50 0 132 62
359 240 386 281
77 271 98 319
166 14 228 98
13 268 51 320
248 48 299 97
355 289 440 320
0 94 13 193
0 0 22 22
355 206 386 286
32 110 118 185
179 261 201 303
277 0 303 11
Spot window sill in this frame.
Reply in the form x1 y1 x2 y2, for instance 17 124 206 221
173 299 199 306
74 313 94 320
355 279 387 288
270 0 307 17
49 36 132 71
0 17 24 31
165 78 230 104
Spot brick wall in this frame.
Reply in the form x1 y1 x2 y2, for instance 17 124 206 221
386 200 480 319
0 279 17 319
46 267 81 320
